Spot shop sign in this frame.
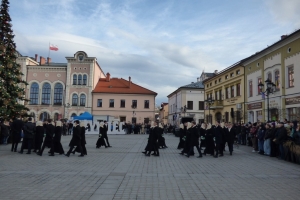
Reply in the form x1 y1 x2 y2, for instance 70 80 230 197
269 99 280 108
226 98 238 103
247 102 262 110
285 96 300 105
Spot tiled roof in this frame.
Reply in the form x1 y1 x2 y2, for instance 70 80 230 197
93 77 157 95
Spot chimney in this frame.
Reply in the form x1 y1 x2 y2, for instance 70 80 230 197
214 70 218 74
129 76 131 88
106 73 110 82
47 57 51 64
281 35 287 40
35 54 38 61
40 56 46 65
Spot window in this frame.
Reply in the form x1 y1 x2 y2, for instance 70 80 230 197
97 99 102 107
256 110 262 122
225 87 229 99
132 100 137 108
225 75 228 79
78 74 82 85
219 90 222 100
83 75 87 85
72 94 78 106
41 83 51 105
236 70 240 75
120 99 125 108
257 78 262 94
53 83 63 105
30 83 39 105
54 113 59 121
198 101 204 110
71 113 77 118
207 94 209 100
249 80 253 97
187 101 193 110
237 83 241 96
109 99 114 107
210 83 212 86
144 100 149 108
231 85 234 98
219 78 221 82
267 72 272 82
73 74 77 85
288 108 300 121
225 112 229 123
39 112 50 121
288 67 294 87
80 94 86 106
215 91 218 100
207 84 209 88
275 70 280 91
215 80 217 84
230 73 234 77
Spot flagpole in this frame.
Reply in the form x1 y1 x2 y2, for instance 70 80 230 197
48 42 50 65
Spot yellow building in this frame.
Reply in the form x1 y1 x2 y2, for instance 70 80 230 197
203 62 245 124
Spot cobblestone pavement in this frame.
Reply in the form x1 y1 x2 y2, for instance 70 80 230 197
0 134 300 200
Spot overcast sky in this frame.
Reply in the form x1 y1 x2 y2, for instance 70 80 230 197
10 0 300 104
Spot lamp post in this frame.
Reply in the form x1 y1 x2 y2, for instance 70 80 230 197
64 103 70 119
205 98 215 124
180 105 187 117
258 79 276 122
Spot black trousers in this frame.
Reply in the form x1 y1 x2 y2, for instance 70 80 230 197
20 138 33 153
188 145 202 156
148 142 159 155
67 145 83 155
103 136 110 146
215 143 223 156
227 142 233 153
11 142 19 151
39 139 54 155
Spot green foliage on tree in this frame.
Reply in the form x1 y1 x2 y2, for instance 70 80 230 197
0 0 29 120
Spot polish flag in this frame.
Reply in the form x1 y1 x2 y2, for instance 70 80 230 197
49 44 59 51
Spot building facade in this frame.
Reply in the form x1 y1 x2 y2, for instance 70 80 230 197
167 75 209 125
92 74 157 124
17 51 106 121
244 31 300 123
203 63 245 124
159 103 168 124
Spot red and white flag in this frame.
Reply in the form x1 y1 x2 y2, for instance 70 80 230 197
49 44 59 51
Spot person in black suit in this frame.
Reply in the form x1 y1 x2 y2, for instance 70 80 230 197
19 117 36 154
96 122 107 148
72 122 87 155
214 121 224 158
33 121 44 153
65 120 84 157
103 121 112 147
51 121 64 155
224 122 236 155
185 121 202 158
177 123 185 149
37 119 55 156
10 117 24 152
146 121 160 157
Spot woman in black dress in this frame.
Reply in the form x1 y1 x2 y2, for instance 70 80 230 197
204 123 215 156
72 122 87 155
33 121 44 153
96 122 107 148
177 124 185 149
51 121 64 155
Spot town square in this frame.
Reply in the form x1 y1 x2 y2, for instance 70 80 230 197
0 0 300 200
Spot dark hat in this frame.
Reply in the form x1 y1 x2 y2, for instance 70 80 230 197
74 120 80 124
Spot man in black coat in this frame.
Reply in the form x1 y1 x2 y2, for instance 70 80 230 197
19 117 36 154
276 122 287 160
224 122 236 155
37 119 55 156
11 116 24 152
65 120 84 157
146 121 160 157
186 121 202 158
103 121 112 147
214 121 224 158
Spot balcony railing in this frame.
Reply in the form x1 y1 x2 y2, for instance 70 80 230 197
209 100 224 108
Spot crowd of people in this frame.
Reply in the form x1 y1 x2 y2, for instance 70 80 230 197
0 116 95 157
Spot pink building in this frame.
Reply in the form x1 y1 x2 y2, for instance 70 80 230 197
92 74 157 123
17 51 105 121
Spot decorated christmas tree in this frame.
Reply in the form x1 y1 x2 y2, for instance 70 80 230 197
0 0 29 120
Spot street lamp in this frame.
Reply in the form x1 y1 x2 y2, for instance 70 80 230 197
258 79 276 121
180 105 187 117
205 98 215 124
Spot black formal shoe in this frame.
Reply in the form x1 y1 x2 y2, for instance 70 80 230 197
105 146 108 148
65 154 70 157
185 155 190 158
72 151 75 154
197 155 202 158
26 152 31 154
154 154 159 157
108 146 112 147
151 153 156 155
145 154 150 157
78 155 84 157
49 154 55 156
37 153 42 156
33 150 36 153
18 151 23 154
142 151 146 154
96 146 99 148
214 156 218 158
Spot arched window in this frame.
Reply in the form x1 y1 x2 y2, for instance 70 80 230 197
80 94 86 106
39 112 50 121
73 74 77 85
54 83 63 105
41 83 51 105
54 113 59 121
267 72 272 82
71 113 77 118
83 75 87 85
30 112 36 122
30 83 39 105
78 74 82 85
72 94 78 106
275 70 280 91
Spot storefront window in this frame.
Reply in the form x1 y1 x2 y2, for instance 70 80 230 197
270 108 279 121
275 70 280 91
256 110 262 122
288 107 300 121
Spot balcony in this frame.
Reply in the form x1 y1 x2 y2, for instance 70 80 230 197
209 100 224 109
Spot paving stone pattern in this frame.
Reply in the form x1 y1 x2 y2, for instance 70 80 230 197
0 134 299 200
